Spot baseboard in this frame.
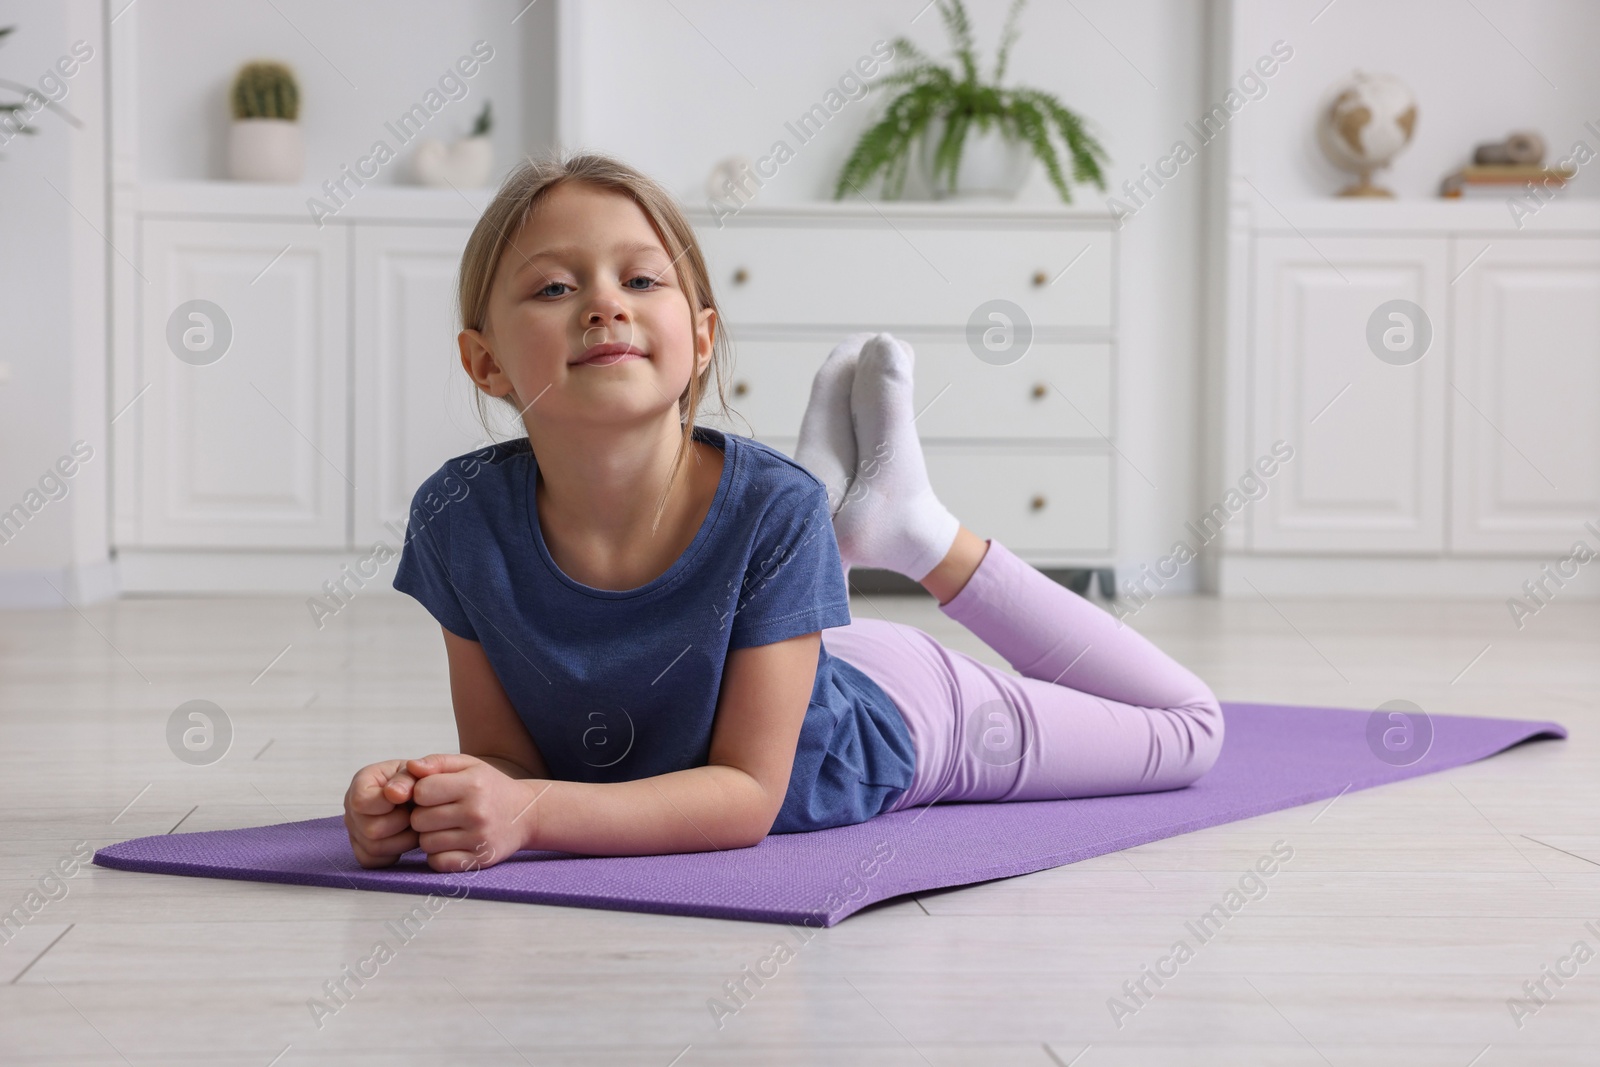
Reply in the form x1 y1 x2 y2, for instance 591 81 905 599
846 566 1096 597
115 548 404 597
0 559 120 608
1215 554 1600 599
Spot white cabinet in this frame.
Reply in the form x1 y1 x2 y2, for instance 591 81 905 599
1230 211 1600 593
689 206 1120 567
129 218 497 558
118 196 1117 586
1249 236 1447 553
1450 237 1600 553
136 219 349 548
351 224 487 545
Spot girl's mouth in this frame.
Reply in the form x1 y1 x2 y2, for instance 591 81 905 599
575 343 647 367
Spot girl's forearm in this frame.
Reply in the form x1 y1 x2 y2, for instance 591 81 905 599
480 754 537 779
519 765 775 856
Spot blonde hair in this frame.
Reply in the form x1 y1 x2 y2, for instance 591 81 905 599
457 151 740 531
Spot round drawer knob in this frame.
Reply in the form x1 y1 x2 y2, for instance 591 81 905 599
1032 270 1049 287
1031 382 1048 400
732 267 750 285
732 380 749 397
1029 494 1047 511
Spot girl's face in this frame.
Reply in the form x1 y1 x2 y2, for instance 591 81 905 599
460 181 715 436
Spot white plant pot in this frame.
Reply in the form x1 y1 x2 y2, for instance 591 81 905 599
412 135 495 188
918 121 1033 200
227 118 305 183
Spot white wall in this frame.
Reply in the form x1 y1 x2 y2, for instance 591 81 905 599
562 0 1213 586
0 0 111 606
135 0 555 186
1233 0 1600 201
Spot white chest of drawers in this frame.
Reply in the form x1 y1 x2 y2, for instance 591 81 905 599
686 203 1120 570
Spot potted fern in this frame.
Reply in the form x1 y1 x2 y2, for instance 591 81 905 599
227 60 303 183
835 0 1109 202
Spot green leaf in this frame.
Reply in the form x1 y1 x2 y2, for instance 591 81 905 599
937 0 978 85
1010 95 1070 202
887 35 933 69
872 61 955 95
835 85 936 200
931 109 973 193
1033 90 1110 189
994 0 1026 83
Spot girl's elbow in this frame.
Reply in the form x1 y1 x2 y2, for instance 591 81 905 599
722 816 772 851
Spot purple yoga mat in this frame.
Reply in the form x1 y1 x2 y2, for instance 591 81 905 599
95 702 1565 926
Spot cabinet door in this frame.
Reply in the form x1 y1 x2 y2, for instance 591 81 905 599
1249 235 1446 552
137 219 349 547
1451 237 1600 553
352 224 486 545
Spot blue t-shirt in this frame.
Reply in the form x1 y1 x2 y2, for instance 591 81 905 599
391 426 915 834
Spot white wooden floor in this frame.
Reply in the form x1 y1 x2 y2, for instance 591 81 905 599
0 588 1595 1066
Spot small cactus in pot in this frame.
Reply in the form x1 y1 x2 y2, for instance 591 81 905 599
227 60 305 183
232 60 300 122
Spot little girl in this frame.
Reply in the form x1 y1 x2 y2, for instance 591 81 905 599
343 152 1224 872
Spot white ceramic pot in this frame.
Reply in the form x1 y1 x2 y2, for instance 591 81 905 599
918 121 1033 200
227 118 305 183
412 135 494 188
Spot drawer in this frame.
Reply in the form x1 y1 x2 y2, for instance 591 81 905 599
695 225 1111 330
699 339 1111 441
760 439 1112 557
926 447 1111 555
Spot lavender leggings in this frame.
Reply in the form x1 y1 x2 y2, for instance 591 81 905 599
822 539 1225 811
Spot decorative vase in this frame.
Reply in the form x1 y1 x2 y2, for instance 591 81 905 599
918 121 1033 200
413 135 494 188
227 118 304 183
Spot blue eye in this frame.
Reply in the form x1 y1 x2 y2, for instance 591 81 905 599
534 275 657 298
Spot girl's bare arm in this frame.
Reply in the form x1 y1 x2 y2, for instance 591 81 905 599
440 627 819 854
443 628 550 780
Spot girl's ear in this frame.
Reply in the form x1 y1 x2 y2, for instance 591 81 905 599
693 305 717 376
459 328 516 399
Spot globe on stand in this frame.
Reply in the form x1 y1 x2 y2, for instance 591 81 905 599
1318 72 1418 198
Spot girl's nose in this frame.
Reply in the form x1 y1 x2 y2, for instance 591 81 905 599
585 293 629 324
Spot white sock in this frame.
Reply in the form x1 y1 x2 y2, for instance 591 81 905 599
794 333 874 585
795 332 874 513
835 333 960 582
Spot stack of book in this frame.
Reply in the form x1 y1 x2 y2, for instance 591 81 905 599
1440 164 1576 198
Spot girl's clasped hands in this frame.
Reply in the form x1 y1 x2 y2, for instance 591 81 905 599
342 754 544 873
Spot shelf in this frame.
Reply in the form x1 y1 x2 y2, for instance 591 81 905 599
1246 196 1600 235
683 199 1118 228
135 181 497 224
136 180 1123 228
